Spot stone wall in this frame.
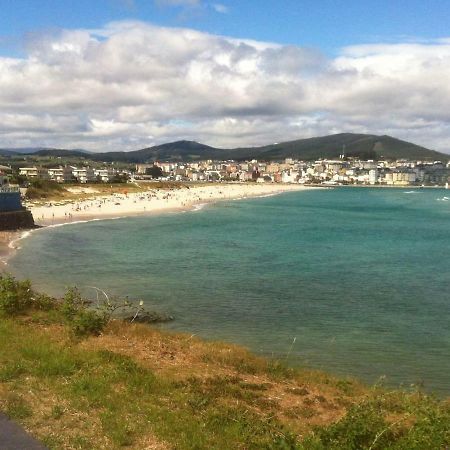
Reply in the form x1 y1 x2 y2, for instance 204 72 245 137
0 210 35 231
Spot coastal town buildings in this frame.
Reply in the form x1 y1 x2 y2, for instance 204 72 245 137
18 165 122 184
16 157 450 187
136 158 450 186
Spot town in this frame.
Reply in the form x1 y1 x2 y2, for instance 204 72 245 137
6 156 450 187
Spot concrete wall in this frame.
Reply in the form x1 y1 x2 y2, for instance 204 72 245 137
0 210 35 230
0 192 22 212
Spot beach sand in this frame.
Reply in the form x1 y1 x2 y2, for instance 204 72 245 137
1 183 311 265
27 183 308 226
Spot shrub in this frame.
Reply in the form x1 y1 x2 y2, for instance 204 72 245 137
61 287 85 320
0 274 33 315
72 309 107 337
300 393 450 450
33 292 57 311
61 287 107 337
25 180 65 200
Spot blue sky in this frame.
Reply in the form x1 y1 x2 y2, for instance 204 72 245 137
0 0 450 152
2 0 450 55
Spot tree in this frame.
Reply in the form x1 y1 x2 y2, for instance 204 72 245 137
145 166 163 178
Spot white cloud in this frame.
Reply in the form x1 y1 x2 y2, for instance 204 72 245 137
155 0 201 7
212 3 228 14
0 21 450 153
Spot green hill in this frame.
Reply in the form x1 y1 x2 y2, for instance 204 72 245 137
90 133 449 163
231 133 448 161
3 133 447 163
91 140 223 163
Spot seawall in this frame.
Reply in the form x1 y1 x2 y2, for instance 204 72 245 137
0 210 35 231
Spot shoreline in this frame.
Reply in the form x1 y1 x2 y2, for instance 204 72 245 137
1 183 311 266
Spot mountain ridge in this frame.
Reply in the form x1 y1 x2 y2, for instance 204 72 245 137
89 133 448 163
1 134 448 162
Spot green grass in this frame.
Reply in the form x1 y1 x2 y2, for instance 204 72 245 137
0 318 303 448
0 279 449 449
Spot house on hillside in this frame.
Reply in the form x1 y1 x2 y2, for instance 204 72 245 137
19 167 50 180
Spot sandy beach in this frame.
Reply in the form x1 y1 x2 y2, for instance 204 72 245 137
27 183 308 226
1 183 311 265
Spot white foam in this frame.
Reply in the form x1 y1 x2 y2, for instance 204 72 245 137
191 203 208 212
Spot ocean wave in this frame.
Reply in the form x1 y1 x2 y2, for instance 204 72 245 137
191 203 208 212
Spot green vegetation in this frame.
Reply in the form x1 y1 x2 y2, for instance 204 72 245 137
0 275 449 449
25 179 67 200
1 133 448 165
78 133 450 162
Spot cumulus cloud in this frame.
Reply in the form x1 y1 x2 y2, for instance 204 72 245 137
0 21 449 152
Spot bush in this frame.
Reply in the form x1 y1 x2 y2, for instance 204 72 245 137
0 274 59 315
61 287 85 320
25 180 65 200
33 293 57 311
300 393 450 450
72 309 107 337
0 274 33 315
61 287 107 337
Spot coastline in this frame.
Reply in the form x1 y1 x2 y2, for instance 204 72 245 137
1 183 311 266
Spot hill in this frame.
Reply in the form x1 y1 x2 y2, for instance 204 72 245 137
90 133 448 163
2 134 447 163
0 149 18 157
30 149 92 158
90 140 223 163
0 148 92 157
230 133 447 161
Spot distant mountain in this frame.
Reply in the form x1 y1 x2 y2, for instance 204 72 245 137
31 149 92 158
2 134 447 163
0 148 92 157
229 133 447 161
90 141 224 163
90 133 449 163
0 149 19 156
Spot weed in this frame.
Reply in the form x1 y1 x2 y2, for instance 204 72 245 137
0 361 26 381
4 393 32 420
50 405 64 420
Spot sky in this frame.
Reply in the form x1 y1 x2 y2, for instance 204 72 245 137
1 0 450 152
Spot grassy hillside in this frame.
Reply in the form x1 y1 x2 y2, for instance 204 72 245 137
91 141 224 163
89 133 449 163
0 275 449 449
231 133 447 161
2 134 448 164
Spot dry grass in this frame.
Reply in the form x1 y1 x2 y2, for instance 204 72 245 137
0 309 448 449
80 320 363 435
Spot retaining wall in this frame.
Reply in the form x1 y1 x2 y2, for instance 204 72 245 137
0 210 35 230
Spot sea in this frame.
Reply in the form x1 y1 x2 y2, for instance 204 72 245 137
8 187 450 395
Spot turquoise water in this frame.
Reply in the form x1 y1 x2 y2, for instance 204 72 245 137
9 188 450 395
